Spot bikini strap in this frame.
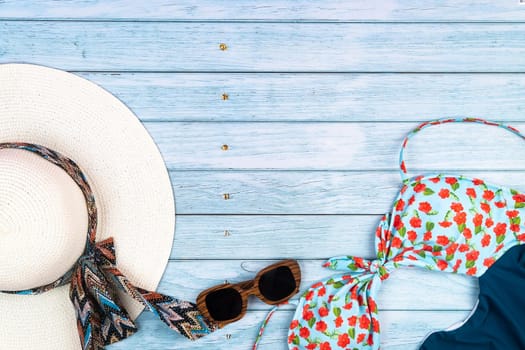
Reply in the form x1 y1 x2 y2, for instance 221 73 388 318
399 117 525 181
252 300 297 350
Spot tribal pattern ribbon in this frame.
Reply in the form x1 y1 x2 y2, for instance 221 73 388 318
0 143 218 349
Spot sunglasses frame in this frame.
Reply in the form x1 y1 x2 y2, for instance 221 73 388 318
196 259 301 328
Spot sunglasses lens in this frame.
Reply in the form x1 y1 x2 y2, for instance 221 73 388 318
205 287 243 321
258 266 297 301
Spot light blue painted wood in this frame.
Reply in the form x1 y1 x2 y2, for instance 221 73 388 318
1 1 525 21
158 260 477 310
170 212 523 259
107 310 472 350
1 2 519 349
148 121 525 170
78 72 525 122
2 22 525 71
170 171 525 214
171 215 381 259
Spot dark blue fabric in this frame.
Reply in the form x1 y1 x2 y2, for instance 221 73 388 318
420 244 525 350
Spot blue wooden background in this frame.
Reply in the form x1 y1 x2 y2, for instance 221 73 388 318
2 1 525 349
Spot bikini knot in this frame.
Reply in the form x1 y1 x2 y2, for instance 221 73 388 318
323 256 393 281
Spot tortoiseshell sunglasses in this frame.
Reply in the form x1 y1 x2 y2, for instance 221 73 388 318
197 259 301 327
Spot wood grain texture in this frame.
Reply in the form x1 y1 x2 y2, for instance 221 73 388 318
2 22 525 72
172 215 380 259
158 260 477 311
1 1 525 21
108 310 472 350
79 72 525 122
171 213 520 259
170 170 525 214
149 121 525 170
196 259 301 328
2 2 518 349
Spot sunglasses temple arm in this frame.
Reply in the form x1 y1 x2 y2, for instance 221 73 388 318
252 300 298 350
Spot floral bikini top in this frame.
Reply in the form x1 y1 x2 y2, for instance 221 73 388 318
286 118 525 350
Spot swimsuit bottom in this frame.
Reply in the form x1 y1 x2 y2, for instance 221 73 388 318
420 243 525 350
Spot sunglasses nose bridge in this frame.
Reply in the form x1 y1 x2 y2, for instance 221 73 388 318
237 279 256 293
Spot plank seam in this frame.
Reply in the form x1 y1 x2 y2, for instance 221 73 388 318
63 70 525 74
3 18 525 24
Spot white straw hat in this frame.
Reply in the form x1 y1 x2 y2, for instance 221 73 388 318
0 63 178 349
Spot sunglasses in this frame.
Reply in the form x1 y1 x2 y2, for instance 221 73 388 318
196 259 301 327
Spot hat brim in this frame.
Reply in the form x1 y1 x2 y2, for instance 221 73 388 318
0 63 175 349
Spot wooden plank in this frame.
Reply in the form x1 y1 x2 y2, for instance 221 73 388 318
80 72 525 122
109 309 472 350
1 1 525 21
148 121 525 170
170 214 517 259
171 215 376 259
170 170 525 214
159 260 477 310
2 22 525 72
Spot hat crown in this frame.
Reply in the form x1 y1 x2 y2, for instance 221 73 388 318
0 149 87 290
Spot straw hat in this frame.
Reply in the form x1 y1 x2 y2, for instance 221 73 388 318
0 64 175 349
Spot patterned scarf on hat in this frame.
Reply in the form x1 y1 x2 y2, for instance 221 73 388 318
0 143 218 349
